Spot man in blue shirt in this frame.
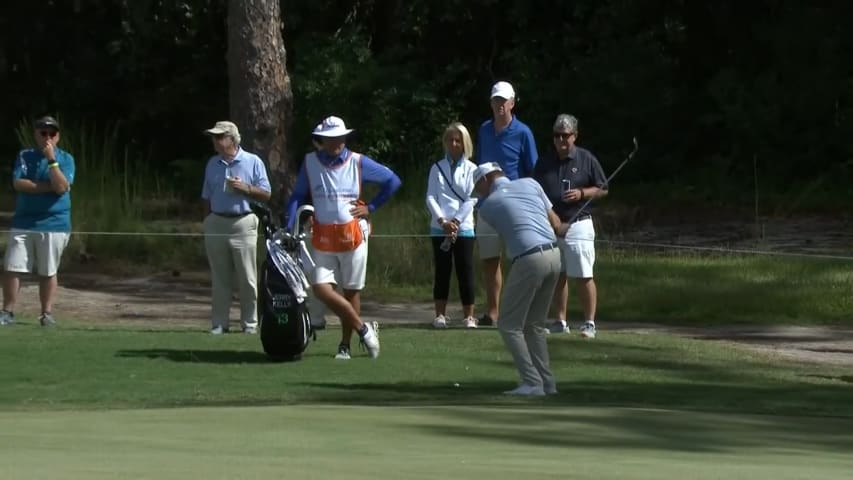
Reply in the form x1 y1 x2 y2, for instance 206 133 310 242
285 116 401 360
474 81 538 326
1 116 75 327
201 121 272 335
475 162 567 396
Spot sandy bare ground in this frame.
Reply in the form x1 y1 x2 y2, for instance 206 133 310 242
7 272 853 367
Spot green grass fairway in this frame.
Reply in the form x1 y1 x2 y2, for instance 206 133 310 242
1 325 852 478
2 405 852 480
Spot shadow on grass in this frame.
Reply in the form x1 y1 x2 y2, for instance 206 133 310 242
295 378 853 417
405 404 853 455
115 349 270 364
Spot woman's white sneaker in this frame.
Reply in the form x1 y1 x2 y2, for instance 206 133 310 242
432 315 448 329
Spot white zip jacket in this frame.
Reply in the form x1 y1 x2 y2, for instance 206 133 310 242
425 156 478 232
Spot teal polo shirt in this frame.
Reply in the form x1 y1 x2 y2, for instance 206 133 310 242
11 147 76 232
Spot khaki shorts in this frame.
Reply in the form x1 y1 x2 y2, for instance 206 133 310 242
476 212 503 260
559 218 595 278
4 230 71 276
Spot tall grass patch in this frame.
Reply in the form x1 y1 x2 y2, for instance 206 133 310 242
14 119 207 272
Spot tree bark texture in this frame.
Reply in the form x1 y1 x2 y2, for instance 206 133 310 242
227 0 294 210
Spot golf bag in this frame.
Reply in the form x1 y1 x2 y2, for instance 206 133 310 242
252 202 316 361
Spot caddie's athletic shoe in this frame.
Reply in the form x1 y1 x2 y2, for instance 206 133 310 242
0 310 14 326
478 314 494 327
463 316 477 329
579 322 596 339
243 325 257 335
334 344 351 360
210 325 229 335
547 320 569 334
432 315 448 329
503 384 545 397
360 321 380 358
39 313 56 327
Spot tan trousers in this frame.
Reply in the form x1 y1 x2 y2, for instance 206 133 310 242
498 247 561 388
203 213 259 329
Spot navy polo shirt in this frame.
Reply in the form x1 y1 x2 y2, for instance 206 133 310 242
533 146 607 222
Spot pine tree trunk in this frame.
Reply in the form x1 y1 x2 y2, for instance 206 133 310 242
227 0 294 212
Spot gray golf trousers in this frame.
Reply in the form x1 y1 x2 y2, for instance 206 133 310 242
498 247 561 388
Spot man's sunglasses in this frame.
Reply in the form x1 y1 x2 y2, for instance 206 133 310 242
39 130 58 138
553 132 574 140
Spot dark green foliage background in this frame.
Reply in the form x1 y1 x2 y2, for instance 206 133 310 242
2 1 851 207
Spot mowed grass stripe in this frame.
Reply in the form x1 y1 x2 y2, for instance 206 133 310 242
1 405 851 480
0 327 851 417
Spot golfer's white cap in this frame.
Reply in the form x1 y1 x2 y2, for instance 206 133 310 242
490 81 515 99
313 116 354 137
473 162 502 184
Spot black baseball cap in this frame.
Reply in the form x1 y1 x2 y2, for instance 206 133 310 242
34 116 60 131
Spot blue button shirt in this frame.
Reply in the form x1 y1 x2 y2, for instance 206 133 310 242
12 147 76 232
477 177 556 259
201 147 271 214
285 147 402 230
474 116 538 179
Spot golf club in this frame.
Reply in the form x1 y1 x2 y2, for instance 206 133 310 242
567 136 639 224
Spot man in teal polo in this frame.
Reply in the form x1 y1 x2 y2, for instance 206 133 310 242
1 116 76 327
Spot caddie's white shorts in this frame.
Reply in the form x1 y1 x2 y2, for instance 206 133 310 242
4 230 71 277
310 240 368 291
559 217 596 278
476 212 503 260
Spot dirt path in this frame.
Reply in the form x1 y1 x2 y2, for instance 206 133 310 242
8 272 853 367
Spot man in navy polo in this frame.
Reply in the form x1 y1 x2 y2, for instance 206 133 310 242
474 81 538 326
475 162 565 396
533 114 608 339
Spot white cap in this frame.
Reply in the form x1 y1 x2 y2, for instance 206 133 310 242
473 162 502 184
312 116 354 137
490 81 515 99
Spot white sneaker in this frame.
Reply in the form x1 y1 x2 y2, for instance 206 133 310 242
243 325 257 334
503 384 545 396
579 322 596 339
0 310 14 326
432 315 448 329
463 316 477 329
548 320 569 334
334 344 351 360
360 321 380 358
210 326 229 335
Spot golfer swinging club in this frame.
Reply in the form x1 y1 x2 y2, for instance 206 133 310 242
474 162 567 396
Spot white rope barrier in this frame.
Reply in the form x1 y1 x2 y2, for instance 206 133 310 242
1 229 850 261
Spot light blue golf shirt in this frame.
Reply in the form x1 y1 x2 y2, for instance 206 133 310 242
12 147 76 232
475 116 538 180
201 147 271 214
477 177 557 259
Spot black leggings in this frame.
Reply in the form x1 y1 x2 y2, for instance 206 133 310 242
431 236 476 305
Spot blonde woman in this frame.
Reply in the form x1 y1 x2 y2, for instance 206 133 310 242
425 123 479 328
